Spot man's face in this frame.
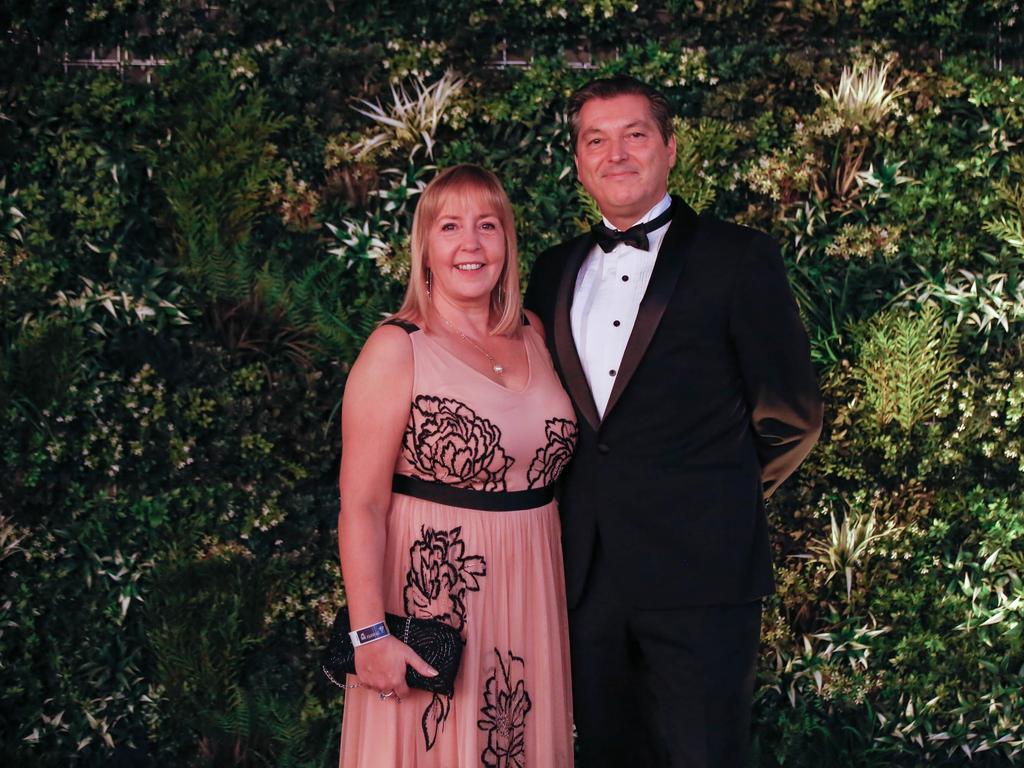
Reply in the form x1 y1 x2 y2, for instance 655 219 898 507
574 94 677 230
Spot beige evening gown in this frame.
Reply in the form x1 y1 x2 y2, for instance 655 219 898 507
339 318 576 767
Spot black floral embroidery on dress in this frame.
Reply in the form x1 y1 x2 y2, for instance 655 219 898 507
478 649 532 768
403 525 487 750
403 395 513 491
403 525 487 632
527 417 578 489
422 692 451 751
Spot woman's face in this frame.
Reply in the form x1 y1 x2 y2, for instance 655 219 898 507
425 190 506 308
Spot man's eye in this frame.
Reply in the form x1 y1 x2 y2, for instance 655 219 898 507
589 138 602 146
630 132 646 139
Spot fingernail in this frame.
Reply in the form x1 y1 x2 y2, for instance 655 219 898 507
426 666 438 676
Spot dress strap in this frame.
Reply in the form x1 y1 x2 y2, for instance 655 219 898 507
388 317 523 331
392 475 554 511
382 318 420 333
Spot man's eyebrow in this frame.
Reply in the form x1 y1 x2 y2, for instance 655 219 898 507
581 120 652 135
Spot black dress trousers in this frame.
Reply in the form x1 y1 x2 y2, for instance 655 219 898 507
569 539 763 768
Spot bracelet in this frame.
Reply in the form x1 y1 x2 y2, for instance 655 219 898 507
349 620 390 647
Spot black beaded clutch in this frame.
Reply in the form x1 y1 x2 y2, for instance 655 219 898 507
321 607 463 697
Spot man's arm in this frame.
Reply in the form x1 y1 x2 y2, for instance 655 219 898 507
729 232 823 498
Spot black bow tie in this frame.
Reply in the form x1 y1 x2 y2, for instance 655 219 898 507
591 204 674 253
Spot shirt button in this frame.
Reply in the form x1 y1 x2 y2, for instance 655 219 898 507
613 320 621 327
621 275 629 282
609 369 616 376
597 443 610 455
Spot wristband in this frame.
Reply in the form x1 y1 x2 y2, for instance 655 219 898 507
349 620 390 647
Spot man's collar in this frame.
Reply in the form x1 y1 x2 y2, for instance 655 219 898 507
600 193 673 233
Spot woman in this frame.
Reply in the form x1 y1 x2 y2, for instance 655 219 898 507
337 164 576 766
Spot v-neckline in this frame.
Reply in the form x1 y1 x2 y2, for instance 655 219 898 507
420 330 533 394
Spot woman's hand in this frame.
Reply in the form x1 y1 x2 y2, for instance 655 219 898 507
354 636 438 700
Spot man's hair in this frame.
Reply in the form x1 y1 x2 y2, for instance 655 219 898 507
567 75 674 152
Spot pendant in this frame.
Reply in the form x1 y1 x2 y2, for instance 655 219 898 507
493 365 504 375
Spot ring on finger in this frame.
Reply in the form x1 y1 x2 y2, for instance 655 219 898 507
379 689 396 701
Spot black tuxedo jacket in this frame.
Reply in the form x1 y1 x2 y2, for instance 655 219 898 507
524 197 823 610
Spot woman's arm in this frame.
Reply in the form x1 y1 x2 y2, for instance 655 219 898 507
338 325 436 697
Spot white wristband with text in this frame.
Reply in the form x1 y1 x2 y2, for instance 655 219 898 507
349 620 390 647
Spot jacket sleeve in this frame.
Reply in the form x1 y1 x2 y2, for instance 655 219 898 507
729 232 823 498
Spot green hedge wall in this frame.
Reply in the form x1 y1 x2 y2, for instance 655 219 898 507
2 2 1023 765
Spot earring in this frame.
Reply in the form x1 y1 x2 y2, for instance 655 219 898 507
426 267 432 300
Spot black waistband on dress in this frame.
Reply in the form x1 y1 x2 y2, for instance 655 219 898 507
392 474 555 511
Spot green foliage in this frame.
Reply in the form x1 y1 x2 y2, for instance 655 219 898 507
0 343 344 764
984 169 1024 256
145 550 273 727
202 684 334 768
157 61 291 305
2 5 1024 765
142 546 333 766
2 315 86 411
668 117 738 213
576 184 602 231
852 305 959 431
0 177 30 292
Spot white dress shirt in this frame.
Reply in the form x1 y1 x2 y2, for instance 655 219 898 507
571 194 673 418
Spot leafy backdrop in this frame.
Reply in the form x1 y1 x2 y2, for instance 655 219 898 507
1 1 1023 765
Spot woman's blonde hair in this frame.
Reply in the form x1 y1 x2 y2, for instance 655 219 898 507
389 164 522 336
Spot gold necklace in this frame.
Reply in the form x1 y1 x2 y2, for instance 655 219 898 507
437 313 505 375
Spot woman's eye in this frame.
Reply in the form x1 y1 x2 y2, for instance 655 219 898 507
480 222 496 231
440 222 456 232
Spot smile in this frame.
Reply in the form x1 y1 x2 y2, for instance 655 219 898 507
454 263 485 271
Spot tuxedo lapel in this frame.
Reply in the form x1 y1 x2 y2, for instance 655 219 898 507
602 198 699 422
553 234 601 431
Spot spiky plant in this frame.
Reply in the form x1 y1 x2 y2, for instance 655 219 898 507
810 61 908 207
349 70 466 160
855 159 913 205
913 268 1024 347
803 506 893 602
817 60 906 133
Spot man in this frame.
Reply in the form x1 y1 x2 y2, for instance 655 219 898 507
524 76 823 767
